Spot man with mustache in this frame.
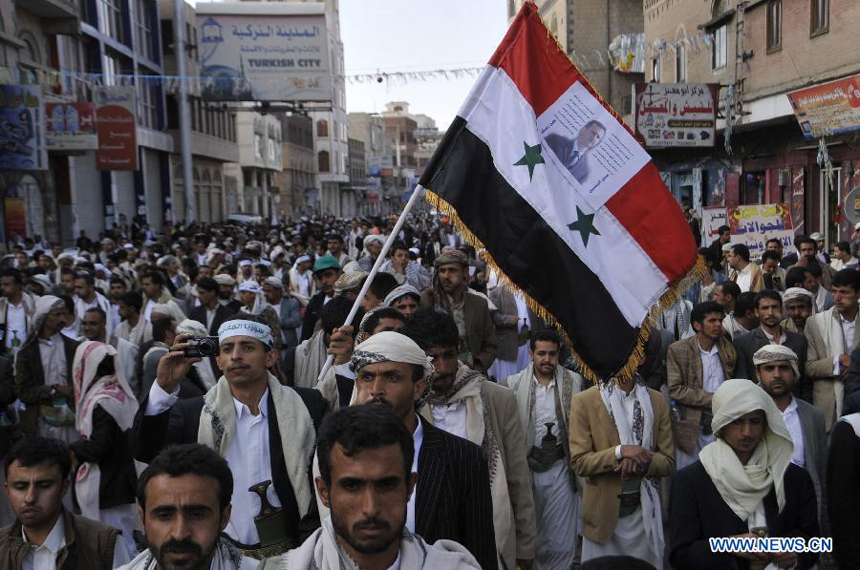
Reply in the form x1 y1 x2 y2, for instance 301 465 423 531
120 443 257 570
345 330 499 570
129 314 327 559
0 436 129 569
404 310 535 570
754 345 828 548
264 405 480 569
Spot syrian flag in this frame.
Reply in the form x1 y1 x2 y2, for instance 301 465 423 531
419 1 699 381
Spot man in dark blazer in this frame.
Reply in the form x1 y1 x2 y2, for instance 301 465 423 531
733 290 810 401
827 409 860 568
754 344 828 539
349 331 499 570
188 276 237 378
669 379 819 570
543 120 606 185
14 296 80 437
129 314 327 557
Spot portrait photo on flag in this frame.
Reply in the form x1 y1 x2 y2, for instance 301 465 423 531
419 1 701 382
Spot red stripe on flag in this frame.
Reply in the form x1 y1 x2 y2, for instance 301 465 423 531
488 2 579 117
606 164 698 283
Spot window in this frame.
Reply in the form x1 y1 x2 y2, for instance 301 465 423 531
254 135 262 159
268 138 275 162
97 0 125 43
675 45 686 82
712 25 728 69
767 0 782 51
318 150 330 172
135 0 155 61
811 0 828 36
651 56 661 82
138 76 158 129
317 119 328 137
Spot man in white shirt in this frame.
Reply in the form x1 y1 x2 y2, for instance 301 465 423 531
73 272 114 341
804 268 860 431
0 436 129 569
128 314 326 558
0 268 37 356
349 331 499 570
122 444 257 570
111 291 152 348
754 344 828 538
726 244 763 293
504 330 584 570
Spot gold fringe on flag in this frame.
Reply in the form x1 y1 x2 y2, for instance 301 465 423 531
425 188 706 384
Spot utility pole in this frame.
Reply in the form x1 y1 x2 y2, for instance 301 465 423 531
174 0 196 224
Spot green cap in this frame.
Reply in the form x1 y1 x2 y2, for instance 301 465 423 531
313 255 341 274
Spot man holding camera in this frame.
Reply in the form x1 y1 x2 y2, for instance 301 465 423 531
129 313 328 559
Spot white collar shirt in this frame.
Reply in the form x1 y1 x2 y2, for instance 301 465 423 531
735 263 754 293
430 401 468 440
698 340 725 394
533 375 560 444
405 417 424 533
762 327 787 345
225 389 281 545
38 334 68 387
781 397 805 468
4 300 26 350
22 513 65 570
839 312 857 351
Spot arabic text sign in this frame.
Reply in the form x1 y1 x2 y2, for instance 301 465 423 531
787 74 860 139
95 87 138 171
196 10 330 102
728 203 795 259
702 206 727 247
633 83 718 148
0 85 46 170
46 102 97 151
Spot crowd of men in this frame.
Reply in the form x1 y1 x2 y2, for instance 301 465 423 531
0 214 860 569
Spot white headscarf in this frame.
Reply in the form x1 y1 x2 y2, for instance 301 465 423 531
699 379 794 524
349 331 433 381
783 287 816 313
383 284 421 307
752 344 800 381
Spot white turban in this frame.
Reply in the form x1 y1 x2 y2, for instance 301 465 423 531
752 344 800 381
218 319 274 348
783 287 815 310
264 276 284 291
214 274 236 287
699 379 794 524
383 284 420 307
31 295 65 339
239 281 261 294
177 319 208 337
238 260 252 268
349 331 433 381
722 243 733 253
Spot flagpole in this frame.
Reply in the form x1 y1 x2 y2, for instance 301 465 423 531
315 184 427 383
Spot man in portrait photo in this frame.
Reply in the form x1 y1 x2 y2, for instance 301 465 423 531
544 119 606 184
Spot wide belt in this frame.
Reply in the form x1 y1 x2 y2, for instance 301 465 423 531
528 443 565 472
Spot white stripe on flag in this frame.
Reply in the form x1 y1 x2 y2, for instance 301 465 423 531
461 66 667 326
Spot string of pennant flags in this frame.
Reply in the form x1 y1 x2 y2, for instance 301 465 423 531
0 29 718 92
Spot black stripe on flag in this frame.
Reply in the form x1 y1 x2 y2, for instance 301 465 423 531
421 116 638 379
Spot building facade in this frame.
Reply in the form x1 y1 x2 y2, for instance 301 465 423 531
509 0 644 117
275 112 317 220
646 0 860 246
227 111 282 222
158 0 238 225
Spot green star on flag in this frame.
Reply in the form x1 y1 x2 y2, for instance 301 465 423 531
513 141 545 181
568 206 601 247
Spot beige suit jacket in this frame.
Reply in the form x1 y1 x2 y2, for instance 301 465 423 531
420 379 536 567
804 305 860 430
568 385 675 544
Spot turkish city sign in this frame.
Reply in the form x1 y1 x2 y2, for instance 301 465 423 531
95 86 138 170
787 74 860 138
46 102 97 151
0 85 46 170
727 203 795 259
633 83 718 148
196 3 330 102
